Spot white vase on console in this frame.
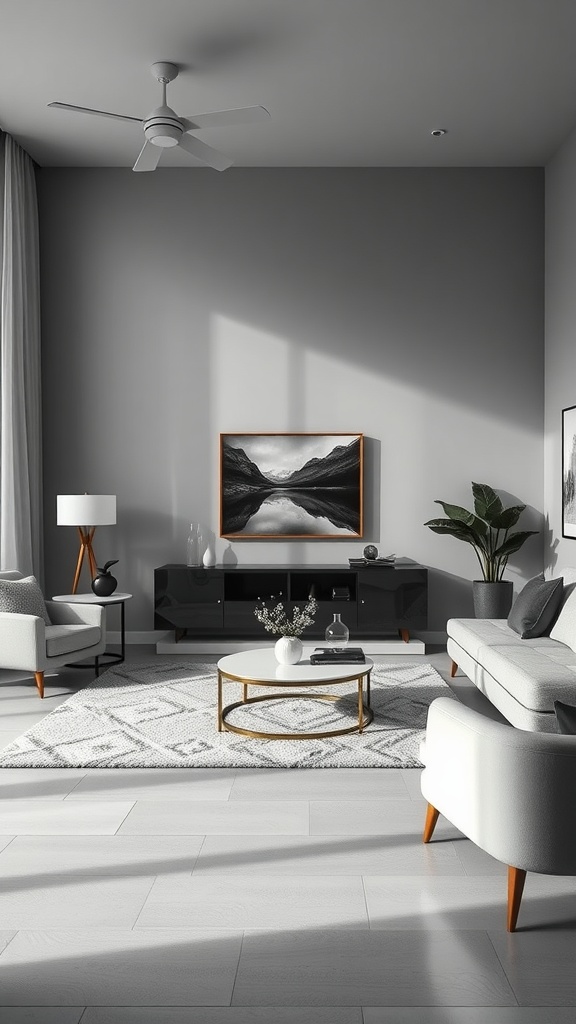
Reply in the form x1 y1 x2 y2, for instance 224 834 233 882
203 543 216 568
274 636 303 665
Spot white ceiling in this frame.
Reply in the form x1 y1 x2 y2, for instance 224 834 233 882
2 0 576 169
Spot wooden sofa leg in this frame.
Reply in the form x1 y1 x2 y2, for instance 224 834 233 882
450 659 458 678
507 865 527 932
423 803 440 843
34 671 44 699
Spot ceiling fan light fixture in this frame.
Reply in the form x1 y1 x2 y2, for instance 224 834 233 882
145 124 182 147
48 60 270 172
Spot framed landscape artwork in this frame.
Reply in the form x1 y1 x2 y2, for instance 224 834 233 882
220 432 364 539
563 405 576 539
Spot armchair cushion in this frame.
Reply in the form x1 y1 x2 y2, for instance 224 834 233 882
45 624 101 658
0 575 51 625
45 601 104 629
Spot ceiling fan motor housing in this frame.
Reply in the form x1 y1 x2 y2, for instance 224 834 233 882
144 106 183 147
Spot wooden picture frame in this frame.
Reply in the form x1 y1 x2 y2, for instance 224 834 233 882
563 405 576 539
219 432 364 539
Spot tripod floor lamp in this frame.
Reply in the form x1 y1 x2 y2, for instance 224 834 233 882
57 494 117 594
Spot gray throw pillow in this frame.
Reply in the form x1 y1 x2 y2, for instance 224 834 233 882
0 575 51 625
507 573 564 639
554 700 576 735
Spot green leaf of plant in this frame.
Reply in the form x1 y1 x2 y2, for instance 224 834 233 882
493 530 539 557
490 505 526 530
472 482 503 523
424 518 483 546
434 501 488 535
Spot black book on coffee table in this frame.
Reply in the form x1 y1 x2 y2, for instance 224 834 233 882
310 647 366 664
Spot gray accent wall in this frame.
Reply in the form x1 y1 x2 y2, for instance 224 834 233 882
546 126 576 574
38 168 544 633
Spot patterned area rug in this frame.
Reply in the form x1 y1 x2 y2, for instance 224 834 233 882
0 660 452 769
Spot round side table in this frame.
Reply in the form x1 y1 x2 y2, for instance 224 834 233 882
51 592 132 666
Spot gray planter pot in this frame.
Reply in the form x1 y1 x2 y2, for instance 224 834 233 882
472 580 514 619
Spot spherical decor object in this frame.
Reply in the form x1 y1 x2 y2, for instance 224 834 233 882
274 636 303 665
363 544 378 560
91 560 119 597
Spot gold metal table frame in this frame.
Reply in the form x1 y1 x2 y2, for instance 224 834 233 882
217 663 373 740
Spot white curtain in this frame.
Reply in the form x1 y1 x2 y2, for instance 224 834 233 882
0 132 43 579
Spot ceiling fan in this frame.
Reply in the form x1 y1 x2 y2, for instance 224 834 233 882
48 61 270 172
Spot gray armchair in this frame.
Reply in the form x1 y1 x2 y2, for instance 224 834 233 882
0 570 106 698
421 695 576 931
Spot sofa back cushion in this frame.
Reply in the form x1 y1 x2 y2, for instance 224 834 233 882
507 573 564 639
550 578 576 653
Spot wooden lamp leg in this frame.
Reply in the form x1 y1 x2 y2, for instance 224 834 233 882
72 526 98 594
507 865 527 932
423 803 440 843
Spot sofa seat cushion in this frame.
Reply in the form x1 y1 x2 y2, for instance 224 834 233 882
447 618 523 660
477 643 576 713
45 624 101 658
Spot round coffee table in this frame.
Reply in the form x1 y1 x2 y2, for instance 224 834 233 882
217 648 374 740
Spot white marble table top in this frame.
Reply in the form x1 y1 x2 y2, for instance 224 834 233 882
217 647 373 685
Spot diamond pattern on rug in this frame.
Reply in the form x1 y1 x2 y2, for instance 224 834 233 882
0 660 454 768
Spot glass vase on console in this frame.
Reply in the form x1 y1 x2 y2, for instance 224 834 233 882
186 523 203 567
325 613 349 651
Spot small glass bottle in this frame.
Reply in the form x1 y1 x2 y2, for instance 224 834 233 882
186 523 202 567
325 612 349 651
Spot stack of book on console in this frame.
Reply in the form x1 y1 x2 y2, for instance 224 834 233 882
348 555 396 567
310 647 366 664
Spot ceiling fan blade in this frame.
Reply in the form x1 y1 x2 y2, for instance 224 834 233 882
48 101 141 125
180 105 270 131
133 140 163 172
178 133 233 171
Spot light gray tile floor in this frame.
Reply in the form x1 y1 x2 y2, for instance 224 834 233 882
81 1010 363 1024
0 1009 85 1024
0 646 573 1017
0 834 204 877
232 928 516 1006
118 798 310 835
0 800 135 835
68 767 237 801
136 873 370 930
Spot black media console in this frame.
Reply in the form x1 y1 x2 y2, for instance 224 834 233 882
154 563 428 643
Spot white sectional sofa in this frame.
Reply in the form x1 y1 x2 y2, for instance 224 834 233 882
447 568 576 733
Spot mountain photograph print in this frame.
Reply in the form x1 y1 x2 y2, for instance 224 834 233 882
220 433 364 538
563 405 576 538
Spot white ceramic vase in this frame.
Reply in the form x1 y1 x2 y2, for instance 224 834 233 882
202 543 216 568
274 636 303 665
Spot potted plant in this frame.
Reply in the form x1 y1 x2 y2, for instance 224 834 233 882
424 482 538 618
254 597 318 664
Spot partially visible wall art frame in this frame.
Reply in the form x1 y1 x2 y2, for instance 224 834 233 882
220 432 364 539
563 405 576 538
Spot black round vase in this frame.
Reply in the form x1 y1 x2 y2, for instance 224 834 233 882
472 580 513 619
91 573 118 597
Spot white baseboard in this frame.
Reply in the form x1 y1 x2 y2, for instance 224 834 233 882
155 637 426 656
110 630 446 653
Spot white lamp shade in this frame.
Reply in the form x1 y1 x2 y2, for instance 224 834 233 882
57 494 117 527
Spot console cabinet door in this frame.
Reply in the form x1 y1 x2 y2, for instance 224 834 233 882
154 566 224 630
357 569 427 633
